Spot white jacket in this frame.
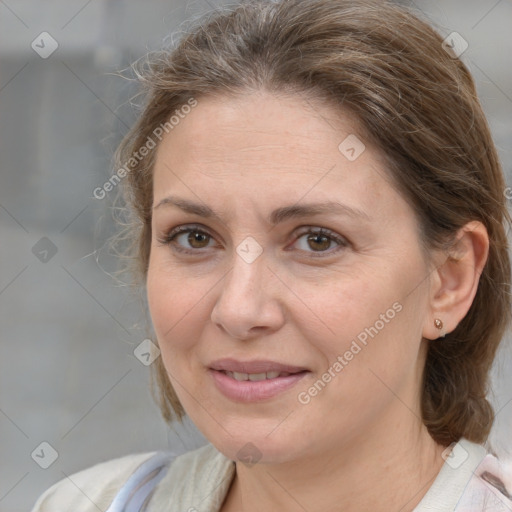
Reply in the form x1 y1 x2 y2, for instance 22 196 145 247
31 438 512 511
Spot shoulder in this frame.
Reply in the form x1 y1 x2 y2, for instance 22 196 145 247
149 443 236 511
416 438 512 511
461 447 512 510
30 451 158 512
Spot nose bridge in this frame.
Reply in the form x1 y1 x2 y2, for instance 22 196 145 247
219 231 266 292
222 242 266 305
211 238 282 338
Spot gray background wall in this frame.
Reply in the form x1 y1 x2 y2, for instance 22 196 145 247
0 1 511 511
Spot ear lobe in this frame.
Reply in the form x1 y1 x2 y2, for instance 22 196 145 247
422 221 489 341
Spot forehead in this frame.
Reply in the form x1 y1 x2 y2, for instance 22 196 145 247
152 91 403 221
156 91 364 167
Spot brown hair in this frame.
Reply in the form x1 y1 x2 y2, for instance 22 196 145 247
114 0 511 446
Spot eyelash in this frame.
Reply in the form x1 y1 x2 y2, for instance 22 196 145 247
157 223 349 258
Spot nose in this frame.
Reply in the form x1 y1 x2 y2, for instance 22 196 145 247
210 249 285 341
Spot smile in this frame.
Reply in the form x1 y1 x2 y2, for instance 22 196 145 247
209 368 309 402
224 370 292 381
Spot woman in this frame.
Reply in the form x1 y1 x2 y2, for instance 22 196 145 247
32 0 512 510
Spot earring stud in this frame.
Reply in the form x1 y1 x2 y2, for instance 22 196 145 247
434 318 446 338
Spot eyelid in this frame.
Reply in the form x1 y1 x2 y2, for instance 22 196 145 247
290 226 350 257
158 223 350 256
156 223 218 251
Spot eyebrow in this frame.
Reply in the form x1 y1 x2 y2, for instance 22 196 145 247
153 195 371 225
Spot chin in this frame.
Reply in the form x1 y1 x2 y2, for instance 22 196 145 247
200 423 307 465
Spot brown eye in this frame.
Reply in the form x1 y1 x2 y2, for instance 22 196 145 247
160 225 216 254
306 233 332 251
293 227 349 257
186 231 211 249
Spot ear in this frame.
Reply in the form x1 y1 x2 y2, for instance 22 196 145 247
422 221 489 341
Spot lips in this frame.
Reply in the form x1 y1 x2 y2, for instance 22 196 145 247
208 358 310 402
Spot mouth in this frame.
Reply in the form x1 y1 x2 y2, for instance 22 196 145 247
222 370 301 381
209 358 309 375
208 359 310 402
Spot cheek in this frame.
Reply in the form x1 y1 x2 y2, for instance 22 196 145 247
146 259 206 353
291 265 396 338
146 264 172 337
293 256 427 373
146 265 210 411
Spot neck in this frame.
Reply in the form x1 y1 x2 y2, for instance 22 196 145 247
221 409 447 512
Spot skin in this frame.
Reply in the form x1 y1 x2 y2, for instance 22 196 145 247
146 90 489 511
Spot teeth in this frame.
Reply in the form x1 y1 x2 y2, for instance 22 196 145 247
248 372 267 381
225 371 290 381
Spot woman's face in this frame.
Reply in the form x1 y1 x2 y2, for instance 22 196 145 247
147 91 434 464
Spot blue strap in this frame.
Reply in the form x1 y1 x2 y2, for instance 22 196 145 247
106 451 176 512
